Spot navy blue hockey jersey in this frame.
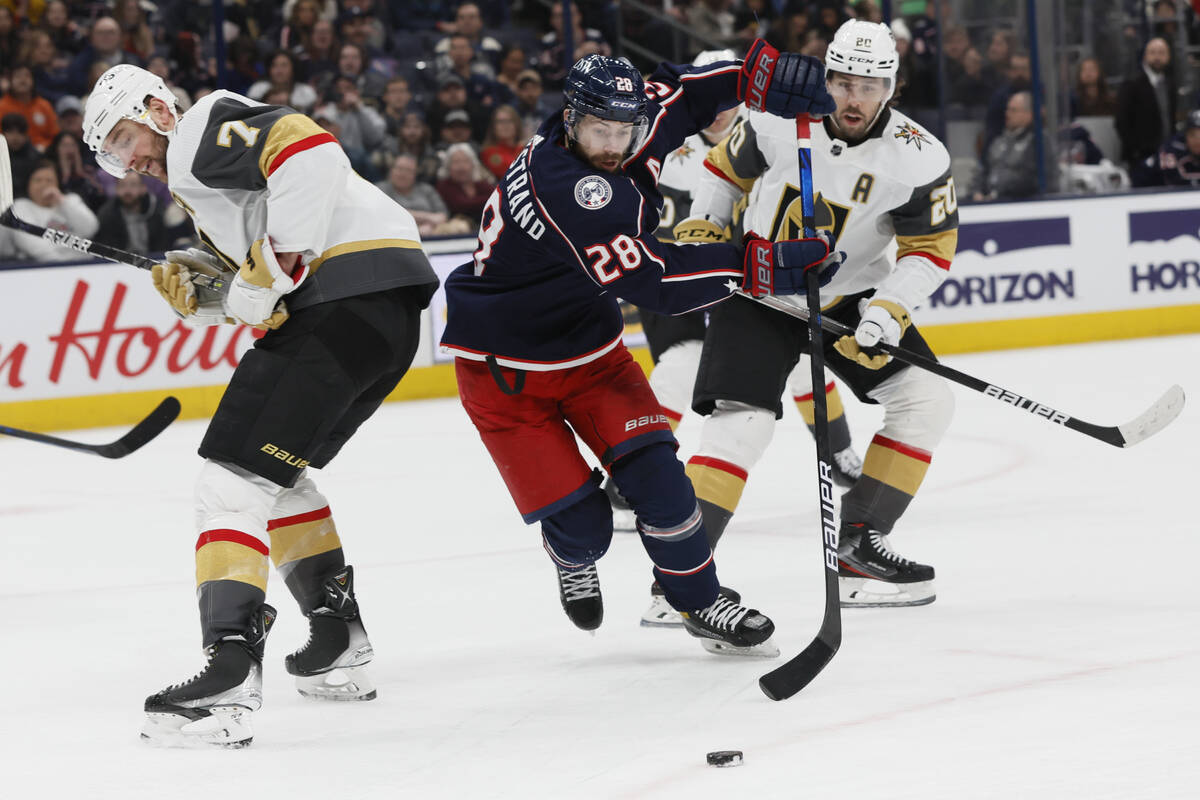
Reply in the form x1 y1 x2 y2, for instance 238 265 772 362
440 61 748 370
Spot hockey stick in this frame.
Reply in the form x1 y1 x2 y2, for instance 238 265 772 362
758 115 842 702
0 396 181 458
0 140 225 291
743 293 1185 449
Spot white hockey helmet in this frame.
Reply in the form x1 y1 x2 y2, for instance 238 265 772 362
825 20 899 128
82 64 181 178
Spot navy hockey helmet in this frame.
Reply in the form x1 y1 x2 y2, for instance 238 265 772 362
563 55 649 160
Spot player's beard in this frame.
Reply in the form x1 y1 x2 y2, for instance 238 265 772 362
830 100 880 143
578 144 623 173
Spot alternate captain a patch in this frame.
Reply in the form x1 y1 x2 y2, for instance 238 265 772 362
575 175 612 209
893 122 930 150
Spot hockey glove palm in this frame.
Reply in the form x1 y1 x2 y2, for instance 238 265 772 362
742 233 842 298
738 39 836 119
834 299 911 369
226 239 299 330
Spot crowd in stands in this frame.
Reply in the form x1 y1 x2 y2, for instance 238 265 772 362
0 0 1196 263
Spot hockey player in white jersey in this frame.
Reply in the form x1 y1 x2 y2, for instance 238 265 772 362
630 50 864 628
82 64 438 746
678 20 958 608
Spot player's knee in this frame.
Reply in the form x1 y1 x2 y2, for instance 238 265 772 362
872 370 955 450
694 399 777 471
649 340 704 414
611 442 697 529
195 459 286 532
272 469 330 518
540 484 613 566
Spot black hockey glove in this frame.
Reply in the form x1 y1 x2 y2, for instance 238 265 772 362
738 38 837 119
742 232 842 298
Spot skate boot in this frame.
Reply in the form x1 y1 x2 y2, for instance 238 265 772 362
556 562 603 631
286 566 376 701
640 581 740 628
681 591 779 658
603 477 637 533
141 604 276 748
838 522 936 607
831 446 863 488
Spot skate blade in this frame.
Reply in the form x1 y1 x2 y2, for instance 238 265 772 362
612 507 637 534
141 706 254 748
296 665 377 701
699 636 781 659
840 577 936 608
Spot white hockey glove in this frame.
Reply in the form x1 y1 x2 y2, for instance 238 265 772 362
226 238 297 330
834 298 911 370
151 248 235 327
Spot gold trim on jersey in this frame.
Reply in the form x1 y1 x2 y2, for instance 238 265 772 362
704 147 757 193
896 229 958 263
257 113 328 178
307 238 423 271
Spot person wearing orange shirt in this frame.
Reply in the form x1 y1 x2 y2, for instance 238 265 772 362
0 64 59 148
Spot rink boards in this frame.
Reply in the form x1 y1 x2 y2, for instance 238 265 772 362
1 189 1197 432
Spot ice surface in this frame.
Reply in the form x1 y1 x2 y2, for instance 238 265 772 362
2 335 1197 799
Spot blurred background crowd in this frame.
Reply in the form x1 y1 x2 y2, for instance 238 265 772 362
0 0 1196 262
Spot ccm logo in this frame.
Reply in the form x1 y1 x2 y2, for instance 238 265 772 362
747 52 774 108
624 414 669 431
261 443 310 469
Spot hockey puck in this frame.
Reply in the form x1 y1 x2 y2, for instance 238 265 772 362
706 750 744 768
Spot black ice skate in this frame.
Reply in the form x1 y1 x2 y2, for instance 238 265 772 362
838 522 936 607
141 604 276 748
639 581 740 628
286 565 376 701
556 563 603 631
602 476 636 533
831 446 863 488
681 591 778 658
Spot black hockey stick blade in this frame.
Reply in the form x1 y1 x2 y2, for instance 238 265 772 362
0 396 181 458
760 633 840 701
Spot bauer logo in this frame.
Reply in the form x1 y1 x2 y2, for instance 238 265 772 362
574 176 612 210
624 414 669 431
1127 209 1200 294
929 216 1074 308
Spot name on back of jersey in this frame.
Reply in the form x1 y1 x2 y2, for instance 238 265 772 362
504 136 547 240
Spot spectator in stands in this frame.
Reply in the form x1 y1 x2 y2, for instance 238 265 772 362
813 1 849 39
537 1 611 90
54 95 84 139
113 0 155 61
435 141 493 225
436 2 503 74
734 0 775 45
2 114 39 199
40 1 86 55
0 6 18 73
394 110 441 184
382 76 420 137
47 131 105 212
329 41 388 101
284 0 337 23
95 171 175 254
7 160 99 262
1072 56 1116 118
513 68 555 138
318 73 387 177
146 55 194 111
68 16 140 95
983 51 1032 153
375 153 448 237
686 0 738 53
1153 108 1200 186
949 45 991 108
1116 37 1177 186
441 33 504 108
0 65 60 150
981 29 1015 91
493 44 528 104
427 72 487 142
297 18 340 85
1059 121 1105 166
275 0 322 51
766 9 810 53
339 5 387 58
480 104 523 179
972 90 1041 201
248 51 319 113
435 107 475 151
23 29 73 105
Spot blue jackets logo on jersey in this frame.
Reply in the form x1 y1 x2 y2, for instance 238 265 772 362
575 176 613 209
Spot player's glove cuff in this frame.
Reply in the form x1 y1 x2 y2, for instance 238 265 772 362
673 216 727 243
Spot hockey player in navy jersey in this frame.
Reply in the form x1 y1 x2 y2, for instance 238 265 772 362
441 43 840 655
82 64 439 746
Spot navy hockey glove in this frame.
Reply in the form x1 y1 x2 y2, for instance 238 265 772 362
742 233 842 297
738 39 836 118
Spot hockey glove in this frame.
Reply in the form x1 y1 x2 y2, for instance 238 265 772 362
834 299 911 369
673 216 728 243
742 232 842 298
226 239 299 330
738 39 836 119
151 248 234 327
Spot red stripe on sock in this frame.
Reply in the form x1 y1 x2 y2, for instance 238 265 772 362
195 529 269 555
871 434 932 463
267 505 332 531
687 455 748 481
